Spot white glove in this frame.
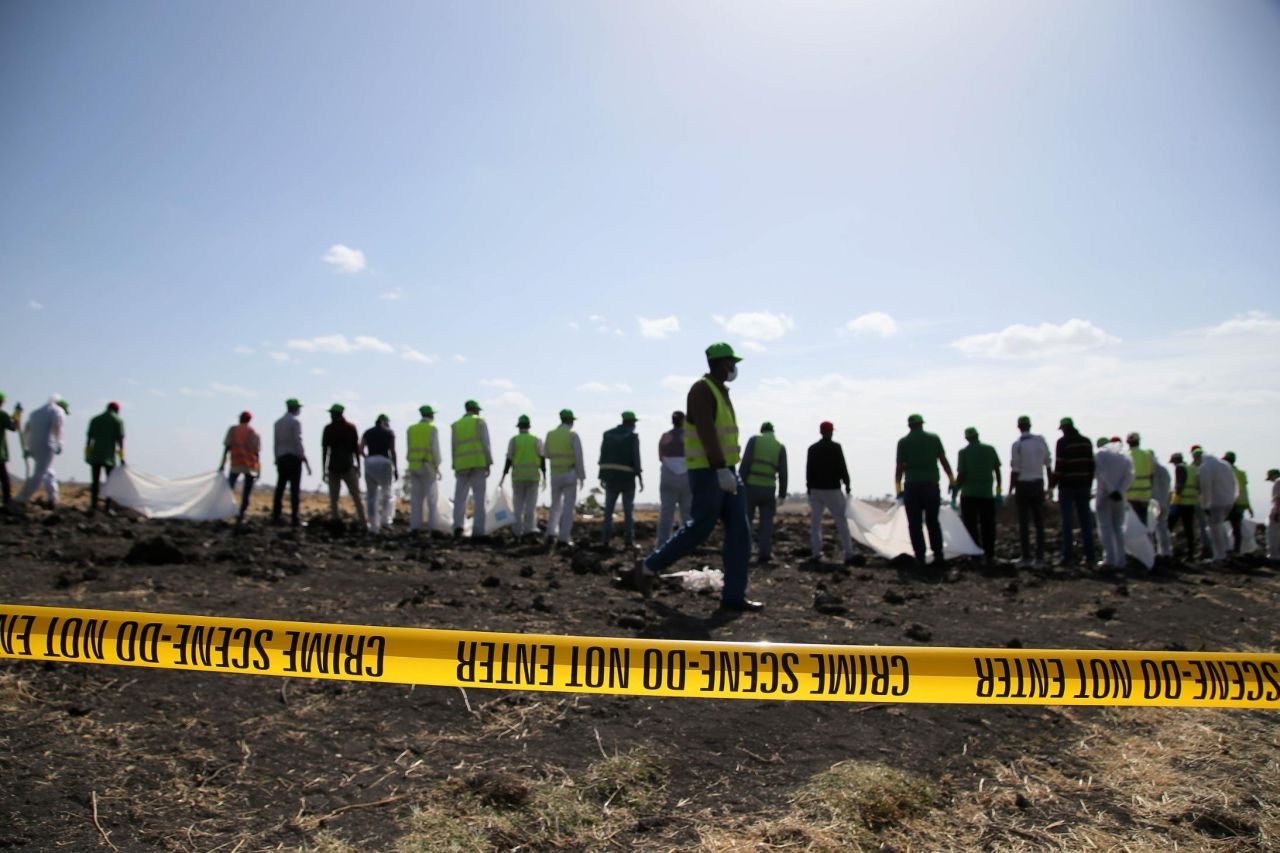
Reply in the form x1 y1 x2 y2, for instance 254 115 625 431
716 468 738 494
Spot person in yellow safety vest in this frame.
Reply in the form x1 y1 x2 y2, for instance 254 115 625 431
451 400 493 538
501 414 545 539
219 411 261 524
636 342 761 612
1166 452 1199 560
739 422 788 565
406 405 442 534
544 409 585 548
1125 432 1155 527
1223 451 1253 554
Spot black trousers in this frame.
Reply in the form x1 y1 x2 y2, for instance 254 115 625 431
961 495 997 557
90 463 114 511
1015 480 1046 560
1167 504 1197 555
228 472 255 519
1229 506 1246 553
1129 500 1149 526
273 455 303 522
0 462 9 506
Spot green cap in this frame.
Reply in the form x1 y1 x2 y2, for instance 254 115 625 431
419 405 435 417
559 408 575 421
1267 468 1279 480
705 341 742 362
286 398 301 409
329 403 345 414
760 421 774 433
0 392 5 404
377 412 390 425
1096 436 1109 448
465 399 481 412
1059 417 1074 429
907 413 924 426
1224 450 1236 463
55 398 70 414
621 410 638 422
517 414 531 428
964 426 979 439
1017 415 1031 428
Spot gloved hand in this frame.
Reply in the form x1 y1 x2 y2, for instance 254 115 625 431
716 468 737 494
1109 491 1123 501
895 491 905 506
1247 508 1254 518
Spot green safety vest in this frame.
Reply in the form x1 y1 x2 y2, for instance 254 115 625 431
511 432 542 483
1127 448 1154 501
745 433 781 488
1181 464 1200 505
451 414 487 471
686 378 740 470
1234 468 1249 508
545 426 576 476
406 421 437 471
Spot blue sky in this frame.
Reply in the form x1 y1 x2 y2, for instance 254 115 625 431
2 1 1278 508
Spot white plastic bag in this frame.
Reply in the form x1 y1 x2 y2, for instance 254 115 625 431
662 567 724 593
461 484 514 535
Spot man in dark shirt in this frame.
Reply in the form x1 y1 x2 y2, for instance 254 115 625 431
1053 417 1096 566
85 402 125 516
0 394 20 507
598 412 643 550
805 421 855 564
322 403 367 528
1166 452 1198 559
895 414 954 566
361 414 398 533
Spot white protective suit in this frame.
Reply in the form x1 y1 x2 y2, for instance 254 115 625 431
1198 454 1238 563
1151 458 1173 558
1094 443 1134 568
15 397 65 505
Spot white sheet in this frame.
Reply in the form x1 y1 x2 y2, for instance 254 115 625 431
101 466 238 521
845 498 983 560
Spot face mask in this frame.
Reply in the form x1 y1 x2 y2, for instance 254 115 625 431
725 365 738 383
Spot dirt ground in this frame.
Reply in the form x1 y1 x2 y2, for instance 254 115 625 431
1 485 1278 851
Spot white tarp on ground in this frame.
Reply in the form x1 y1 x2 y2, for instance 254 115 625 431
101 466 237 521
1123 505 1156 569
845 498 983 561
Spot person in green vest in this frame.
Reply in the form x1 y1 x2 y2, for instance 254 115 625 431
501 414 545 539
637 342 760 612
545 409 585 548
739 422 788 565
1166 451 1198 560
1125 432 1156 527
599 411 644 551
954 426 1001 565
894 413 955 566
406 405 442 534
1223 450 1253 554
0 393 20 507
451 400 493 538
84 401 125 516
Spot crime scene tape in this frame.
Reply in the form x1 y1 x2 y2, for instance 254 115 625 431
2 603 1278 708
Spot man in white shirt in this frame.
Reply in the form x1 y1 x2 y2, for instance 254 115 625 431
1094 436 1135 568
1009 415 1052 568
1197 452 1238 564
657 411 692 548
272 398 309 527
1267 469 1279 562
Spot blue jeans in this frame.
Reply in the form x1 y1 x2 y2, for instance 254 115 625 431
1058 486 1096 563
903 481 943 562
644 468 751 605
602 480 636 546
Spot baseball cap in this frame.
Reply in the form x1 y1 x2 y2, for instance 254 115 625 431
329 403 345 414
1190 444 1203 456
705 342 742 362
107 401 120 412
907 413 924 426
419 405 435 417
55 397 70 414
1110 436 1122 444
621 410 638 422
465 399 481 412
819 421 834 433
1267 468 1279 480
1017 415 1031 428
1059 417 1074 429
964 426 979 439
1169 452 1184 464
761 421 774 433
517 414 531 428
377 413 390 425
1096 437 1109 449
286 398 302 409
1127 432 1140 444
240 410 253 422
1224 450 1236 463
559 408 575 421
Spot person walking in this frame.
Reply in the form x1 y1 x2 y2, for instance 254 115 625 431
219 411 261 524
1223 451 1253 554
451 400 492 538
637 343 760 611
1198 451 1238 564
271 398 310 528
0 393 20 508
1167 452 1198 560
1266 468 1279 562
545 409 585 548
1094 436 1134 569
656 411 692 548
501 414 545 539
1009 415 1053 568
1053 417 1096 567
599 411 643 551
406 405 442 534
955 426 1002 564
895 414 955 566
361 414 398 533
321 404 367 528
15 396 68 508
740 421 788 565
806 421 854 564
85 402 125 516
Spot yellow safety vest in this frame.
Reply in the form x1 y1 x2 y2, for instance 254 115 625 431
745 433 781 488
451 414 487 471
1234 468 1249 508
686 378 740 470
1181 464 1200 505
546 426 576 476
406 421 437 471
511 432 542 483
1127 448 1153 501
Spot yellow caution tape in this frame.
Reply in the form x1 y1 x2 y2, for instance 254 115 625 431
2 603 1278 708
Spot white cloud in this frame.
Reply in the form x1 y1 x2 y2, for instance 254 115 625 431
178 386 214 398
482 379 517 390
951 319 1119 359
211 382 258 398
660 375 697 393
233 345 254 355
401 347 436 365
484 391 535 411
568 321 580 331
637 315 680 339
148 388 167 398
588 314 604 323
287 334 394 354
713 311 795 342
29 300 43 310
845 311 898 338
267 351 291 363
1204 310 1280 337
379 287 404 301
578 381 631 394
322 244 367 274
739 340 767 353
309 368 327 376
453 354 467 363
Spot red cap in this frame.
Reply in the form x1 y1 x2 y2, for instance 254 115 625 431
107 401 120 412
1110 436 1122 444
819 421 834 433
240 411 253 423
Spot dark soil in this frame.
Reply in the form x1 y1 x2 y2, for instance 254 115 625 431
1 500 1276 851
